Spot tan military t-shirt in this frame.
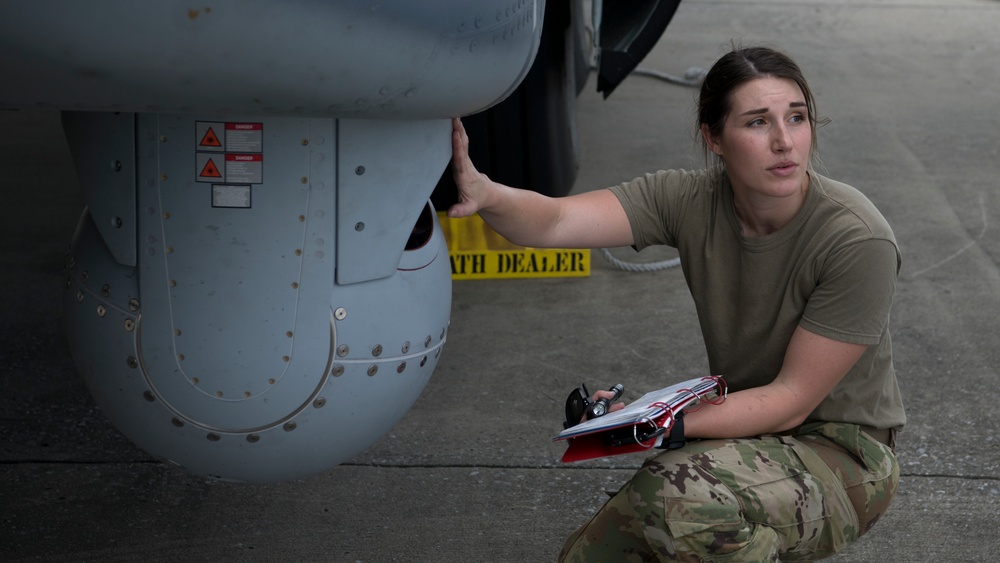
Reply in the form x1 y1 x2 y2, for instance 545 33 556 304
610 168 905 430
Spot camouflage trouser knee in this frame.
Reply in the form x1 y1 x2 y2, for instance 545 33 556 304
557 422 899 562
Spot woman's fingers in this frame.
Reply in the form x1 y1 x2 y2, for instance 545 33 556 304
449 117 486 218
591 390 617 402
451 118 471 171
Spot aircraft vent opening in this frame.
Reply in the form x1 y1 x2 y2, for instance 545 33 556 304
405 203 434 251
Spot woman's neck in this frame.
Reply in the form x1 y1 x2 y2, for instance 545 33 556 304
731 173 811 237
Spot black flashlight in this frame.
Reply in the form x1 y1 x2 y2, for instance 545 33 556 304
588 384 624 419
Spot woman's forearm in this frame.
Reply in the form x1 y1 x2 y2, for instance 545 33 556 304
683 384 812 440
474 181 566 248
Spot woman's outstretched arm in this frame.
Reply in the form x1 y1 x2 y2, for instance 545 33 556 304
448 117 634 249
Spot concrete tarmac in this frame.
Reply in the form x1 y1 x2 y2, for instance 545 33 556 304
2 0 999 561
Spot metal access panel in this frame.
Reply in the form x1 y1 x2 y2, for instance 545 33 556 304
136 114 335 430
336 118 452 284
61 111 138 267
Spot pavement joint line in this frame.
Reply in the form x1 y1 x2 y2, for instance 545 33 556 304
0 459 160 466
4 459 999 485
694 1 998 10
3 460 999 483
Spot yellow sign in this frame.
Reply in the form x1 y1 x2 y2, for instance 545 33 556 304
437 212 590 280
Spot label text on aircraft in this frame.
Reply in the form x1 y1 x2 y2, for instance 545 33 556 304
195 121 264 185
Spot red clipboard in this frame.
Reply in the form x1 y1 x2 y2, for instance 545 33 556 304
554 376 726 463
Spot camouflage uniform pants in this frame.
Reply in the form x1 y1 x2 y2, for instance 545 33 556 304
558 422 899 562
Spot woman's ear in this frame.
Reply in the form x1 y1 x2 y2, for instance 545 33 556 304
700 123 723 157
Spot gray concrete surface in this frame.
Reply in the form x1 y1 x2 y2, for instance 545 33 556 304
3 0 999 561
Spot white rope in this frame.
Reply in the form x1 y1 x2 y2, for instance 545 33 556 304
600 248 680 273
630 66 707 88
596 64 702 273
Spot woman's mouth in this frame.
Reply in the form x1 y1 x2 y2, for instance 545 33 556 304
768 162 798 177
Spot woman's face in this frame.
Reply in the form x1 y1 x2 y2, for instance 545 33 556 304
702 77 812 201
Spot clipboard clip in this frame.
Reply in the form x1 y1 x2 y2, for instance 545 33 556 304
607 424 666 448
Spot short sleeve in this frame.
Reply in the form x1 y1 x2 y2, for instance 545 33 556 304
609 169 716 251
800 238 900 345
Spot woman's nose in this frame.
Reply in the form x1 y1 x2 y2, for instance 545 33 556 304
772 124 792 152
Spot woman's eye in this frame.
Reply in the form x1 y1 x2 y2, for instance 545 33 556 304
748 118 765 127
789 114 805 124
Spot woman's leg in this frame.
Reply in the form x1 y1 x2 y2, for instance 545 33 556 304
558 432 893 562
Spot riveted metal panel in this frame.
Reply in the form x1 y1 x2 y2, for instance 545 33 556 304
65 197 452 482
136 113 337 431
336 118 451 284
61 111 138 267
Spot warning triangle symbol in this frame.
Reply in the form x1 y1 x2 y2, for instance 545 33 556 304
199 158 222 178
199 127 222 147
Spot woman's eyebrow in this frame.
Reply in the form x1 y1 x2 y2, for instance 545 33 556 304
738 101 807 117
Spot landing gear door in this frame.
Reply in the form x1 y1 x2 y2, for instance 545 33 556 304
594 0 682 98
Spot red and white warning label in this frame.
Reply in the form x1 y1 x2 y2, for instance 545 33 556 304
195 121 263 185
224 122 263 153
225 153 263 184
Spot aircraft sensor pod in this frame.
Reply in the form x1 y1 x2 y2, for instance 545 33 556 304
0 0 546 482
